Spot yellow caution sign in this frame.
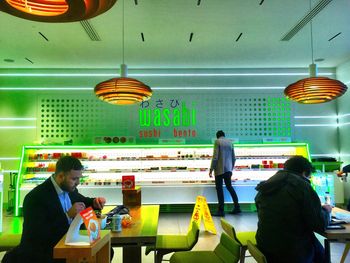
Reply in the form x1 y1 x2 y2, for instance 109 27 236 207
189 196 217 234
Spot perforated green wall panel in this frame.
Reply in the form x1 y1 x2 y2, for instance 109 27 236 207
38 95 139 144
205 96 292 139
38 93 292 144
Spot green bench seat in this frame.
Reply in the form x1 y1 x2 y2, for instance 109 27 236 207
170 232 240 263
0 234 21 252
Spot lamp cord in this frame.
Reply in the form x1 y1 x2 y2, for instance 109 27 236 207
122 0 125 65
309 0 314 64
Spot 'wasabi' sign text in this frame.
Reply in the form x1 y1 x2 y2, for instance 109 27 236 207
138 99 197 138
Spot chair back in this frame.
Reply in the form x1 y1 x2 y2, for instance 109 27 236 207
186 221 200 249
247 240 267 263
220 218 242 245
214 232 240 263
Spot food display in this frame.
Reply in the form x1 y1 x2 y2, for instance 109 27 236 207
15 143 312 216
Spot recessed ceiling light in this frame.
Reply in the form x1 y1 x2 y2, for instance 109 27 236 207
4 59 14 63
314 58 325 62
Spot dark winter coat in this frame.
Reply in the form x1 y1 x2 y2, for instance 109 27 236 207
4 178 94 263
255 170 328 263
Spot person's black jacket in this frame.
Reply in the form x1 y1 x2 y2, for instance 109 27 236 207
255 170 328 263
343 165 350 211
4 178 94 263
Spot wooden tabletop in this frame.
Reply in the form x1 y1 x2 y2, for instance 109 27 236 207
324 207 350 241
109 205 160 247
54 230 111 259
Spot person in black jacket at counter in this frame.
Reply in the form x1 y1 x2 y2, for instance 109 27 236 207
337 164 350 210
255 156 332 263
337 164 350 178
3 156 108 263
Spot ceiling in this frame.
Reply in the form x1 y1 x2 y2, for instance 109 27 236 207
0 0 350 71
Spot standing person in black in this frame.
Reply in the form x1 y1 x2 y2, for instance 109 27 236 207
209 130 241 217
255 156 332 263
3 156 109 263
337 164 350 210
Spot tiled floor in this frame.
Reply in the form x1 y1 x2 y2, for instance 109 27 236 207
1 210 349 262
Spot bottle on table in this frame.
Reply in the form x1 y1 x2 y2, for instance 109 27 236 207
324 191 332 222
325 192 332 205
112 214 122 232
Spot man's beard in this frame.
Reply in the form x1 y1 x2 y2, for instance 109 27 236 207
60 181 74 192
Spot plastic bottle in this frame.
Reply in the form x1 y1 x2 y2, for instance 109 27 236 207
112 214 122 232
116 215 122 232
324 192 332 222
325 191 332 205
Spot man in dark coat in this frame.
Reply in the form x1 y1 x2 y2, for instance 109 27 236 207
337 164 350 210
3 156 107 263
255 156 331 263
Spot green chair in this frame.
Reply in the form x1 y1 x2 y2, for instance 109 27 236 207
169 232 240 263
0 234 21 252
247 240 267 263
145 221 200 263
220 218 256 263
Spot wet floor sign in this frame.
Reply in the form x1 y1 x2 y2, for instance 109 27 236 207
189 195 217 234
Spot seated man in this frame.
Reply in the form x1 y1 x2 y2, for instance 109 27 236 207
255 156 331 263
4 156 110 263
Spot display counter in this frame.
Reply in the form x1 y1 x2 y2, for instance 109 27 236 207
15 143 327 216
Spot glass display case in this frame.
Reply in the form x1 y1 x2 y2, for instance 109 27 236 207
15 143 313 216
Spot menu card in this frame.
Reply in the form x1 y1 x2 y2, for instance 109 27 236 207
122 175 135 189
81 207 101 243
65 207 100 246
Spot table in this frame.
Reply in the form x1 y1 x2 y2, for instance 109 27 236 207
323 207 350 263
53 230 111 263
110 205 160 263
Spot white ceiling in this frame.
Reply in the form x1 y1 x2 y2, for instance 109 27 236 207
0 0 349 71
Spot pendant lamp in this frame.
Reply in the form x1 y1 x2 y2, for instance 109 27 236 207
285 64 347 104
284 0 347 104
94 0 152 105
95 64 152 105
0 0 117 22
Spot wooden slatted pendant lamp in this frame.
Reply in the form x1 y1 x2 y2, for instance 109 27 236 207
285 64 347 104
284 0 347 104
94 0 152 105
95 64 152 105
0 0 116 22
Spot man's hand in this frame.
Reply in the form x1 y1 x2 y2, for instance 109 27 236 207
337 170 344 176
322 204 332 213
67 202 86 218
209 170 213 178
93 197 106 210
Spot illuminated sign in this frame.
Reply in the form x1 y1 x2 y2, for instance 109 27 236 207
139 99 197 138
139 102 196 127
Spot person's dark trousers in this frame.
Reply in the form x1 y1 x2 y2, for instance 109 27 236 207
214 171 239 213
260 235 326 263
313 235 326 263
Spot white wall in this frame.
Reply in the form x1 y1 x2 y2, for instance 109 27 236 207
336 60 350 202
0 67 345 204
